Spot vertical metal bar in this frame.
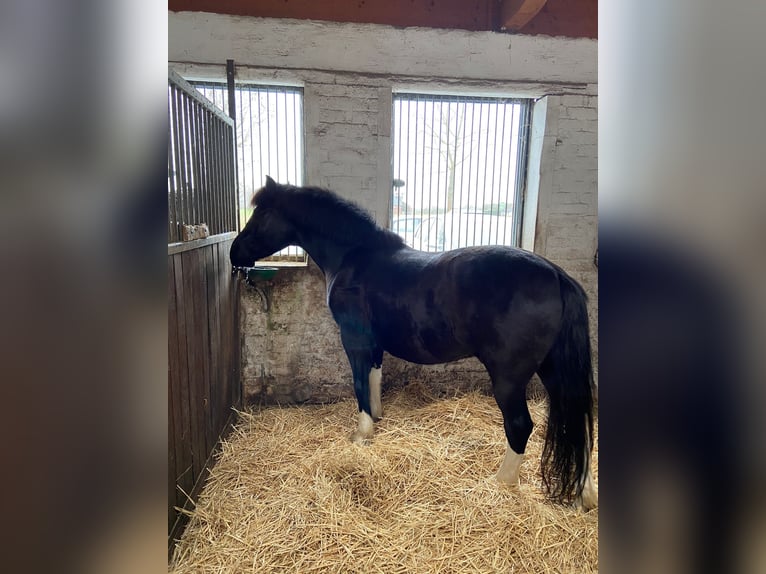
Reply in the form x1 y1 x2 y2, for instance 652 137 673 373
443 98 451 244
191 101 206 231
498 101 509 245
246 86 255 195
204 109 217 235
427 96 435 249
236 86 246 230
172 87 188 230
226 119 235 233
213 110 224 234
473 102 487 245
221 121 230 232
450 100 459 249
200 98 212 233
227 120 236 232
454 100 464 248
174 87 188 229
405 99 413 246
265 90 272 176
182 92 197 226
418 97 426 249
400 96 404 227
226 60 236 122
480 101 492 245
298 90 305 186
168 85 177 243
257 89 264 185
462 99 475 248
274 90 280 179
292 90 298 184
490 101 501 243
283 89 289 181
504 104 518 246
512 102 531 247
435 98 444 250
226 63 238 233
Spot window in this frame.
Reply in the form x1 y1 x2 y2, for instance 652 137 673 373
392 93 530 252
191 81 306 262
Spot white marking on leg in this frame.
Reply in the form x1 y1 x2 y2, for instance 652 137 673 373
578 463 598 511
577 419 598 510
496 444 523 486
349 410 374 444
369 367 382 421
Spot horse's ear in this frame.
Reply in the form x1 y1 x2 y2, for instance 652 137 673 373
265 175 277 189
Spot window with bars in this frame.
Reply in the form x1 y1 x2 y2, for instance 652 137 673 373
191 81 306 262
392 93 531 252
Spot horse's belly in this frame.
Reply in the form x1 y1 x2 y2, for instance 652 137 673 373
376 324 472 365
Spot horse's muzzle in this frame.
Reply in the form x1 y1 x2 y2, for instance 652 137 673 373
229 238 253 268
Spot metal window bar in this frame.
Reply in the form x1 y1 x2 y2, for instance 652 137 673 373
391 93 531 252
168 69 238 243
191 80 306 263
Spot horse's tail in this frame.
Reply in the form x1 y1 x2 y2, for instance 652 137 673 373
539 268 595 504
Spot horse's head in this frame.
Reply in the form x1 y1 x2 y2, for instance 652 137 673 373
230 176 297 267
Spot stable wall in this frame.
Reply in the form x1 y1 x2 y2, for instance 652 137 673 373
169 12 598 405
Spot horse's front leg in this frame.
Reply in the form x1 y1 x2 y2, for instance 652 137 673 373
341 333 383 444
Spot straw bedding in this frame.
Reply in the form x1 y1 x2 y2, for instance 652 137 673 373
170 383 598 573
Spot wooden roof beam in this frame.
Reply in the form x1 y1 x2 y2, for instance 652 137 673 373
500 0 548 32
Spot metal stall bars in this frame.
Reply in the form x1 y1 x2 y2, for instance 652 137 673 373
168 68 239 243
391 93 530 252
191 79 306 263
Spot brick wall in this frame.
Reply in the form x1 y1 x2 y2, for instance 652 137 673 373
169 12 598 405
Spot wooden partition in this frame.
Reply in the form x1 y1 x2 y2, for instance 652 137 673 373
168 234 240 550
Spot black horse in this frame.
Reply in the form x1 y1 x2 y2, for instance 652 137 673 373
231 177 597 509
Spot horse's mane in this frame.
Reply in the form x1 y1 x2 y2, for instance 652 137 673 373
252 182 405 249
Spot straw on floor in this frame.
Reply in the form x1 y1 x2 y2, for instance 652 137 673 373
170 383 598 573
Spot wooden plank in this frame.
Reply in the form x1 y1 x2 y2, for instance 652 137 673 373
217 240 234 416
223 239 242 408
206 244 223 442
168 256 179 532
171 253 195 504
196 245 214 456
167 231 236 256
181 248 206 482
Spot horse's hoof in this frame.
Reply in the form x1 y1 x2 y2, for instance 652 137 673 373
577 492 598 512
349 431 371 445
576 471 598 511
494 474 520 489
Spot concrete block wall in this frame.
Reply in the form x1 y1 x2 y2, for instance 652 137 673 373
169 12 598 405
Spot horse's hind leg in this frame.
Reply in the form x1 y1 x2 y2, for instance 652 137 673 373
485 362 538 487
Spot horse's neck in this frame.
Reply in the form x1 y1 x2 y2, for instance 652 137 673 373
295 229 351 276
